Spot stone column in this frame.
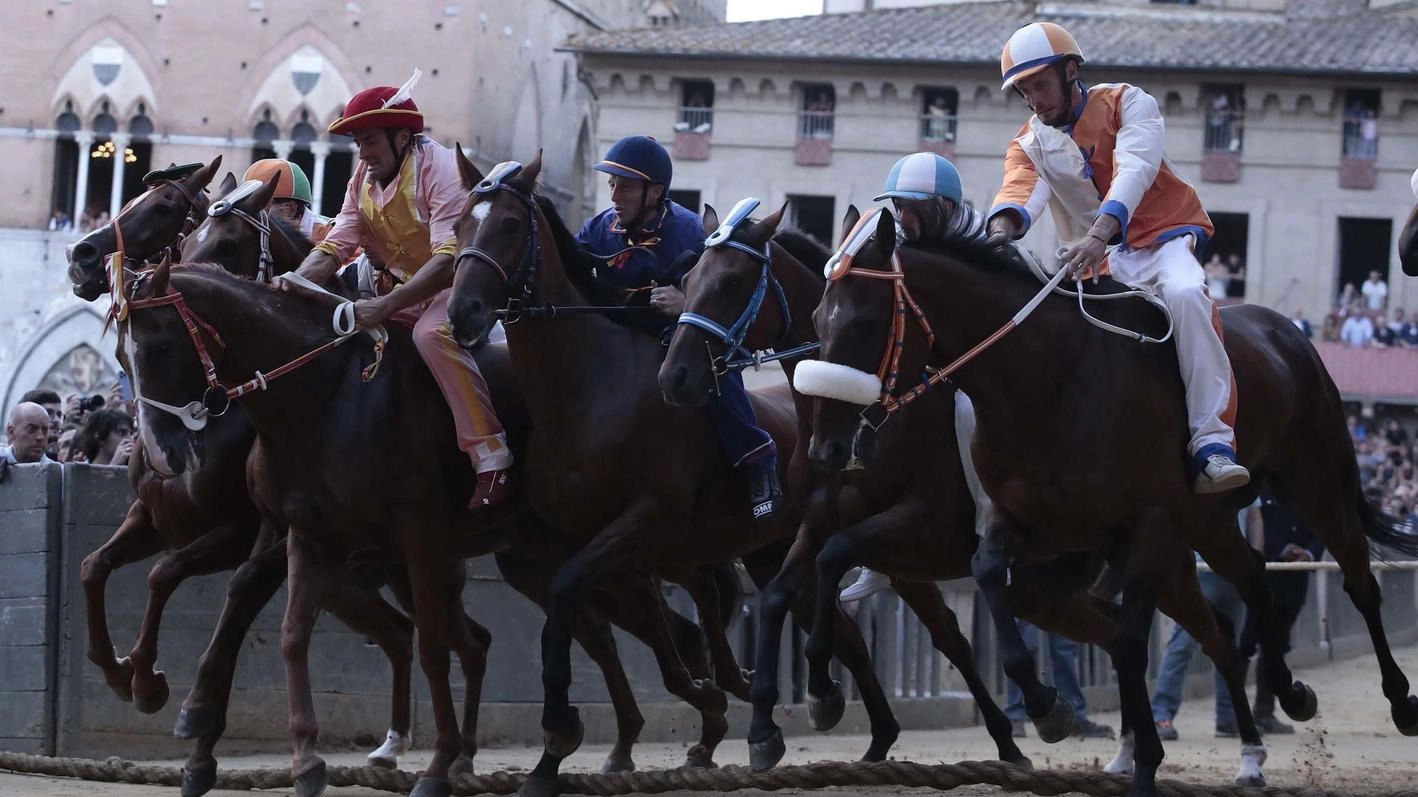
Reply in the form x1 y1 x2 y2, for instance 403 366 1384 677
273 140 293 160
72 132 93 224
310 142 330 214
108 133 131 219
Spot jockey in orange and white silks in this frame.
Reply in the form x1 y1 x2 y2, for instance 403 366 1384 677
291 69 514 510
985 21 1249 495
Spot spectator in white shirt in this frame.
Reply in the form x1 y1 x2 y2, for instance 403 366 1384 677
1362 270 1389 311
1340 313 1375 347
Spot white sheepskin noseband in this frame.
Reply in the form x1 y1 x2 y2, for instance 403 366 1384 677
793 359 883 406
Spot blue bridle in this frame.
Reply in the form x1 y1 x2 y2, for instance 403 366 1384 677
675 197 819 372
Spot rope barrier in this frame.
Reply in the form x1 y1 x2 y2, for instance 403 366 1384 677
4 751 1418 797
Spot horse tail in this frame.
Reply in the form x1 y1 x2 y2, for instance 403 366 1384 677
713 561 745 633
1358 488 1418 559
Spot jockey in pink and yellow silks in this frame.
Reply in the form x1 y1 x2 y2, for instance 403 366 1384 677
292 70 514 509
985 22 1248 495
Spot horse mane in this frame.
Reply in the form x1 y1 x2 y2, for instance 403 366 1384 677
769 227 829 285
912 229 1034 281
267 213 314 251
532 194 671 336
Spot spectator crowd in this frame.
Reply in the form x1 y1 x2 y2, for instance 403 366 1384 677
1 381 135 476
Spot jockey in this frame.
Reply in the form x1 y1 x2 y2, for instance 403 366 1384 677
292 70 515 509
842 152 996 602
575 135 783 521
986 22 1249 494
243 159 334 242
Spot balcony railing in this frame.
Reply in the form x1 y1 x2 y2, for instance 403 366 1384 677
674 106 714 134
797 110 835 140
919 113 957 143
1342 117 1378 159
1203 111 1244 154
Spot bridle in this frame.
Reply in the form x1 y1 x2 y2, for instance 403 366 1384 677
454 161 543 324
120 270 386 432
674 197 819 379
95 177 206 277
206 179 277 284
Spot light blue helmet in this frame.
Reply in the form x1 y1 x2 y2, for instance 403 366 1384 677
873 152 963 205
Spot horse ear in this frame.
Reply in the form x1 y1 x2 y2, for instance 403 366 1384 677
244 177 280 212
190 155 223 192
841 204 861 245
760 201 788 236
521 150 544 188
454 143 483 190
218 172 238 197
874 207 897 258
150 254 172 297
702 204 720 236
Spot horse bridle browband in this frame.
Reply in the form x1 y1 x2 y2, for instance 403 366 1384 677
675 197 819 376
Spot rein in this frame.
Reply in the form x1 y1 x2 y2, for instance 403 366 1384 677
122 271 387 431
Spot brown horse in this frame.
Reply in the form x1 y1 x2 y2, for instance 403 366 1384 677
804 208 1418 797
445 152 906 797
177 173 746 779
67 156 225 300
1399 185 1418 276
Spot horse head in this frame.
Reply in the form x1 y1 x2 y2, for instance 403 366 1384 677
67 155 223 301
1401 168 1418 278
659 199 789 407
181 176 284 281
447 147 546 349
797 205 900 472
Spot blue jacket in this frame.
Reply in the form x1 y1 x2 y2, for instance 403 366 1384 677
575 201 705 290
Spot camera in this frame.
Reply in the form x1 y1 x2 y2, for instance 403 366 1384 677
79 395 106 412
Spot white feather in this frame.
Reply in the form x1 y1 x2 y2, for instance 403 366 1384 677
383 68 423 108
792 360 883 406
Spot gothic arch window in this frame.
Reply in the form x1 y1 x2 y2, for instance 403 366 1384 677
289 110 317 197
253 108 279 162
52 102 82 225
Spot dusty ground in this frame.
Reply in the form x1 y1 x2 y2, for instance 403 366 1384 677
5 645 1418 796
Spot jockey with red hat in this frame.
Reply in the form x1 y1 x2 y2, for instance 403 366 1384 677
292 69 514 509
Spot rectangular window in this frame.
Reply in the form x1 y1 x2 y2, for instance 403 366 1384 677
1204 212 1249 302
1342 88 1380 159
919 88 958 143
668 189 701 214
786 193 835 246
1337 217 1393 311
676 80 714 134
1202 84 1245 154
798 84 835 140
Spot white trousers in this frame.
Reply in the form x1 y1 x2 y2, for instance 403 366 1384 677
1107 236 1237 456
953 390 993 538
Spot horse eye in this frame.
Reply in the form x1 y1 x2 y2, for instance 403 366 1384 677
500 216 521 233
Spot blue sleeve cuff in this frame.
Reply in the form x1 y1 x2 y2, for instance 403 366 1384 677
1099 199 1130 244
988 203 1032 238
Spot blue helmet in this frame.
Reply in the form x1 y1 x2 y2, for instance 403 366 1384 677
873 152 963 205
594 135 672 188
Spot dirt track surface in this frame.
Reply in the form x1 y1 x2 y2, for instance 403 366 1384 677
5 645 1418 796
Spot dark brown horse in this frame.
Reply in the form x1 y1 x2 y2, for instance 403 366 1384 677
805 208 1418 797
445 152 905 797
1399 183 1418 276
67 156 225 300
177 174 747 779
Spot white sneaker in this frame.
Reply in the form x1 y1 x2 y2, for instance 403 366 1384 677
839 568 892 602
1195 454 1250 494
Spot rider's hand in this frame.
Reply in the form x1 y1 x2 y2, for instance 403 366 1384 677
1280 543 1314 563
649 283 686 317
1059 233 1109 282
353 298 395 330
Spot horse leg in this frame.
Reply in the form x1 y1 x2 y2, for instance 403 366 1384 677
128 521 254 714
798 526 902 762
971 518 1072 742
282 531 335 797
895 580 1031 769
742 523 829 770
1110 522 1173 797
1156 561 1266 786
401 541 467 797
321 576 415 771
176 537 287 797
80 500 163 703
451 591 493 778
675 566 752 701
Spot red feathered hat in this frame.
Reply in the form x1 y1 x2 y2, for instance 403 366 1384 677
328 69 425 135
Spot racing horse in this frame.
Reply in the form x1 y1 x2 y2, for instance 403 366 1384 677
445 152 903 797
802 207 1418 797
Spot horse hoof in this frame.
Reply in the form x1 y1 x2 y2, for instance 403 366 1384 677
367 730 412 769
1235 772 1266 788
1003 752 1033 772
293 761 327 797
543 708 584 760
173 705 218 740
1031 694 1075 744
180 761 217 797
807 681 845 731
684 744 717 769
1282 681 1318 722
133 671 170 715
410 776 452 797
448 754 476 780
748 730 786 771
1393 695 1418 735
1105 732 1135 775
601 753 636 774
106 658 136 702
518 774 560 797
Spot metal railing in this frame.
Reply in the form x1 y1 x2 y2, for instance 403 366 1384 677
920 113 958 143
1342 116 1379 159
1204 111 1244 154
798 110 835 140
675 106 714 134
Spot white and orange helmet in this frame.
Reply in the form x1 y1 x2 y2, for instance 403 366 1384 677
1000 22 1086 91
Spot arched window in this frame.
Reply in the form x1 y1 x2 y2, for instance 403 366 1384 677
252 108 279 163
289 111 317 196
51 103 82 228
